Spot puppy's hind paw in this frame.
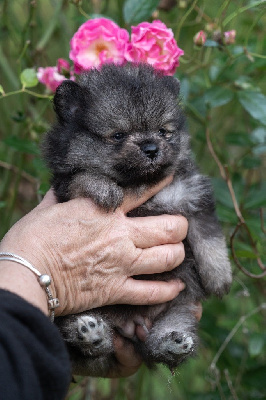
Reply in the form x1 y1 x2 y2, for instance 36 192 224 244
145 329 198 368
160 332 194 356
75 315 113 356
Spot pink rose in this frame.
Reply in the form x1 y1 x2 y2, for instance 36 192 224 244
193 30 207 46
224 30 236 45
37 63 75 93
125 20 184 75
69 18 129 73
37 67 66 93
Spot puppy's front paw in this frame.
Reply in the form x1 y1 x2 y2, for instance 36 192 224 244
68 173 124 211
93 185 124 211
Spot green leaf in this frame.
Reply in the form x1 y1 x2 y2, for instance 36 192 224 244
215 205 238 224
225 132 254 146
38 182 50 196
243 365 266 390
204 87 234 108
0 201 6 209
204 40 220 47
211 178 234 209
252 127 266 144
180 78 190 102
248 335 265 358
123 0 160 24
251 127 266 155
234 76 256 91
20 68 38 88
3 136 39 155
242 155 261 169
234 250 258 259
11 111 27 123
0 84 4 95
245 183 266 209
237 90 266 125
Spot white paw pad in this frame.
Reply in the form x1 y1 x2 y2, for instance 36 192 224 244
77 316 107 348
160 333 194 355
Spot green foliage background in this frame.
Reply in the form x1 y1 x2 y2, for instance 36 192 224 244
0 0 265 399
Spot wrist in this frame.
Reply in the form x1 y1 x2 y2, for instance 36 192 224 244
0 260 49 316
0 252 60 320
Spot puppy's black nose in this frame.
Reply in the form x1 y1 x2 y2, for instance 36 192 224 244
140 143 159 159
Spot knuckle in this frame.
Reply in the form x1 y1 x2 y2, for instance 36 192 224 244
176 242 185 263
147 284 160 303
164 243 185 271
162 216 177 236
164 248 176 271
163 215 188 242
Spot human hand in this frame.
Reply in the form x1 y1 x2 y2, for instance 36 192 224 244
0 176 188 316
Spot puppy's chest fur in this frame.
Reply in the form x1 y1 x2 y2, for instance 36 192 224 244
44 63 232 376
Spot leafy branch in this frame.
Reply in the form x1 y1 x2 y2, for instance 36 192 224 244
206 126 265 279
210 303 266 371
0 68 52 100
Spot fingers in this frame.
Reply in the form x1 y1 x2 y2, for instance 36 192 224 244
121 176 173 213
128 214 188 249
115 279 185 306
107 335 142 378
131 243 185 275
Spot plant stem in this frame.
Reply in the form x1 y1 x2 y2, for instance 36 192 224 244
36 0 64 51
1 88 52 100
176 0 198 43
223 0 265 27
210 303 266 370
0 47 20 89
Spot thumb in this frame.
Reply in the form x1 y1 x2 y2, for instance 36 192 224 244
121 176 173 214
37 189 58 209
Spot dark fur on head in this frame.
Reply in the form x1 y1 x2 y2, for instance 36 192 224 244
43 63 232 376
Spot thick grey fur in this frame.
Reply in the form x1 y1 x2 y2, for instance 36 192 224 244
43 63 232 376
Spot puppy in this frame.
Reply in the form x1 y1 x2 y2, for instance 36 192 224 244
43 63 232 376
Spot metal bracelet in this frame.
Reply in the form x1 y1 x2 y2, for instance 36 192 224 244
0 252 59 322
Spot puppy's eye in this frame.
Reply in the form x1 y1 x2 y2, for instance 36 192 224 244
159 128 167 136
112 132 125 141
158 128 173 140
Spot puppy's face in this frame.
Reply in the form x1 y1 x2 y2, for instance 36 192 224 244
51 63 187 187
104 124 179 187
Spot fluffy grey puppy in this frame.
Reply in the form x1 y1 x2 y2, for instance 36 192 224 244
43 63 232 376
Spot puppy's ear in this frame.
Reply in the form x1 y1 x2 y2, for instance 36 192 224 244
53 80 85 122
162 76 180 97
